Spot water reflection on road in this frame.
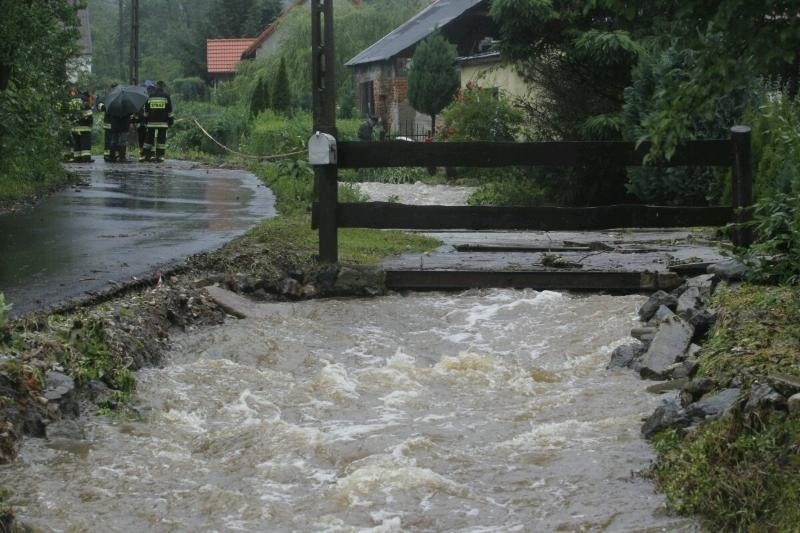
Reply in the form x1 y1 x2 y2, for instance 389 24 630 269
0 160 275 317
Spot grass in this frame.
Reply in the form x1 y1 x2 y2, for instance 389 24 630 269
248 214 439 266
650 282 800 532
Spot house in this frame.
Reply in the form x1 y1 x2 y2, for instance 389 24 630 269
241 0 363 61
206 39 256 84
345 0 499 137
457 48 529 102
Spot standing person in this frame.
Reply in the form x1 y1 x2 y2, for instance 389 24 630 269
140 80 173 163
69 89 94 163
96 83 117 162
108 112 133 162
134 80 153 157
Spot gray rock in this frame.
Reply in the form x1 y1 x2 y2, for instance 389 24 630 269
744 383 787 411
630 327 656 341
788 393 800 414
639 291 678 322
681 377 716 405
639 315 694 380
332 266 386 296
652 305 676 324
647 378 690 394
685 308 716 343
767 374 800 397
642 398 690 439
708 259 748 281
677 286 705 316
44 371 79 417
685 388 741 422
686 274 716 298
672 357 699 380
607 342 645 369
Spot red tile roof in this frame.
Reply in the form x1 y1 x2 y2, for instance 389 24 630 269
207 39 256 74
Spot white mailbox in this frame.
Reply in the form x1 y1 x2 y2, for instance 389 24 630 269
308 131 337 165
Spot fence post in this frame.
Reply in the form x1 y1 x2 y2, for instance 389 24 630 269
730 125 753 247
311 0 338 263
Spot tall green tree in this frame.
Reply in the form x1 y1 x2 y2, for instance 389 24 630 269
407 31 459 135
489 0 644 204
0 0 79 199
271 57 291 113
250 75 270 116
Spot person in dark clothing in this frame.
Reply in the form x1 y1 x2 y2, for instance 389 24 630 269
140 80 173 163
68 88 93 162
97 83 117 161
357 114 377 141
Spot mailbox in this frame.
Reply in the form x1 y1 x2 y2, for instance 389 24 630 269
308 131 337 165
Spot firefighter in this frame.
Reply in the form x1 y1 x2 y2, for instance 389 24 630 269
96 83 117 162
140 80 173 163
69 90 94 163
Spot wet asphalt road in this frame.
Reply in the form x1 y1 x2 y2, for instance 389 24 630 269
0 159 276 317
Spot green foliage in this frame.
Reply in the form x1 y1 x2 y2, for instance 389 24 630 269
439 83 524 142
244 110 311 156
622 46 750 205
732 87 800 285
489 0 640 204
635 1 800 158
745 85 800 199
172 77 207 101
407 31 459 131
0 293 10 331
171 101 249 154
271 57 291 114
742 193 800 285
466 168 546 207
249 76 270 117
0 0 79 201
55 317 135 392
651 283 800 531
652 416 800 532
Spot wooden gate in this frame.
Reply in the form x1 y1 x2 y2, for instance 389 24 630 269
310 1 752 268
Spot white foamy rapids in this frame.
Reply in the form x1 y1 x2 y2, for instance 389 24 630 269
0 290 698 531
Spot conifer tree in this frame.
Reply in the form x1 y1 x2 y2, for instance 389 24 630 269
250 76 270 117
407 31 459 134
272 57 291 114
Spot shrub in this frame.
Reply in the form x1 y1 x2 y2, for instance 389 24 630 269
171 101 249 155
623 46 751 205
439 82 524 142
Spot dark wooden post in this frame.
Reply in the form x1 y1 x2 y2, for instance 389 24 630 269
731 125 753 247
311 0 338 263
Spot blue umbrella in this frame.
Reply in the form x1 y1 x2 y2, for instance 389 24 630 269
102 85 149 117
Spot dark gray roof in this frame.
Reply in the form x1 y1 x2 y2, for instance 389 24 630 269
345 0 484 67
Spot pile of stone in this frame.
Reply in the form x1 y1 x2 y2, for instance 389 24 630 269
607 259 800 439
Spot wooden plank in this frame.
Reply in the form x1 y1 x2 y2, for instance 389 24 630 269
336 140 732 169
384 270 684 291
312 202 735 230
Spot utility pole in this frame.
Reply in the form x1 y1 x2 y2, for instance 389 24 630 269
118 0 125 81
129 0 139 85
311 0 338 263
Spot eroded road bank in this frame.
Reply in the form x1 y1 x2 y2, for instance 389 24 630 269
0 160 275 317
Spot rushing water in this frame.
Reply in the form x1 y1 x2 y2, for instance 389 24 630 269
2 290 697 532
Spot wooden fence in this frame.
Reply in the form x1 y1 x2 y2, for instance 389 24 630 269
310 2 752 265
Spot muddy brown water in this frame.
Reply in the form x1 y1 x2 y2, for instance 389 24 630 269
1 290 697 531
0 160 275 317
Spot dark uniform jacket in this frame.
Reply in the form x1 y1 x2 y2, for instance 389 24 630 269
143 87 173 128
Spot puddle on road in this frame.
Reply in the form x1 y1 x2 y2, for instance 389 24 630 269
0 160 275 316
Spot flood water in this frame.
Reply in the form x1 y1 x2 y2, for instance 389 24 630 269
1 289 696 531
0 160 275 317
